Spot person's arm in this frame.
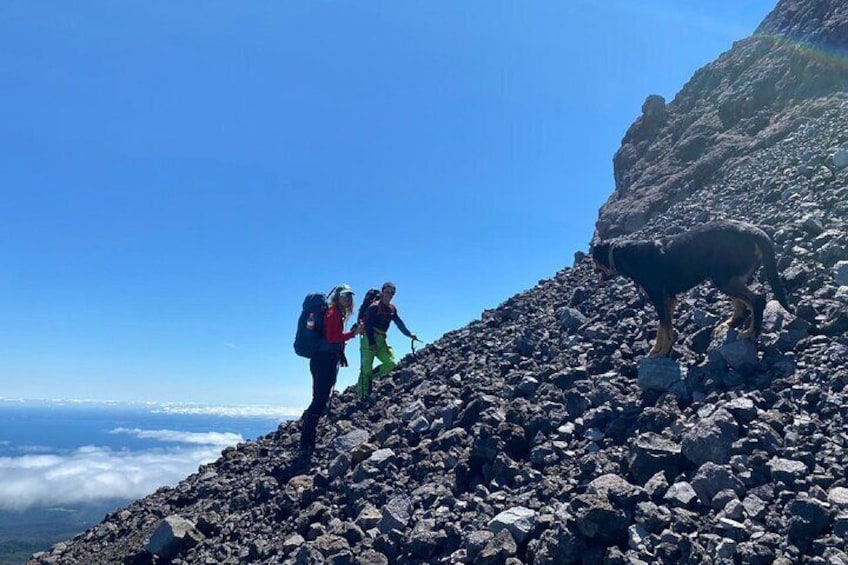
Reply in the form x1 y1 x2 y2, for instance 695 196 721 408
325 308 356 343
392 309 415 339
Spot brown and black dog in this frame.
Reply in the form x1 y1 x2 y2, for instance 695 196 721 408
591 220 791 356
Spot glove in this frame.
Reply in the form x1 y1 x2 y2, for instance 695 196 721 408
339 352 349 367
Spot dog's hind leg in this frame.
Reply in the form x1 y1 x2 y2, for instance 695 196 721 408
661 296 678 355
717 277 766 339
725 298 748 328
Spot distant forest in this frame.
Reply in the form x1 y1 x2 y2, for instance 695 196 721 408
0 501 126 565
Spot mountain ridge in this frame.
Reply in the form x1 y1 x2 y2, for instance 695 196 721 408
29 1 848 563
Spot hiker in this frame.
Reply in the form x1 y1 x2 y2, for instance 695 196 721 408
356 282 418 400
299 284 359 454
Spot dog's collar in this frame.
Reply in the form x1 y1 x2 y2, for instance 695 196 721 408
608 244 617 272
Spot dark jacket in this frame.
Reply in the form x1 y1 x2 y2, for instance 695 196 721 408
364 302 412 346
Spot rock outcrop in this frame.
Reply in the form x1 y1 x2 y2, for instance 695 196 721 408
598 0 848 239
30 0 848 563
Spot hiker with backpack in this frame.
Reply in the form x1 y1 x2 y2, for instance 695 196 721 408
356 282 418 400
295 284 360 455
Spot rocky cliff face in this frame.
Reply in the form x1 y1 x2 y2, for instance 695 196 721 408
30 1 848 564
598 0 848 239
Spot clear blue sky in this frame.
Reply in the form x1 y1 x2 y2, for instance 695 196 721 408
0 1 775 408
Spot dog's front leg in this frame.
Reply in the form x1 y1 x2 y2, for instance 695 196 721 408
659 296 677 355
648 294 675 356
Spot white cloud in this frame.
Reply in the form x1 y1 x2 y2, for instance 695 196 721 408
0 429 244 511
109 427 242 447
153 403 301 419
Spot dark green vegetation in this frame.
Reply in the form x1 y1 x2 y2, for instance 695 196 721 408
0 502 126 565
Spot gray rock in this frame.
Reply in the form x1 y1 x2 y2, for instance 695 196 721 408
356 549 389 565
145 515 204 560
767 457 808 484
682 409 739 466
692 309 721 328
835 261 848 286
488 506 537 544
724 499 746 521
355 506 382 531
787 496 833 541
644 471 670 500
329 453 351 480
628 433 683 484
833 146 848 168
378 496 412 533
628 523 650 550
333 429 370 453
466 530 494 559
637 357 685 392
365 448 396 468
724 397 758 424
823 548 848 565
664 482 698 508
572 494 629 543
401 400 426 422
408 415 430 434
716 517 748 542
283 534 306 553
801 216 825 236
829 487 848 509
690 463 745 506
718 339 759 375
587 474 648 510
742 494 767 521
516 375 540 397
313 534 350 557
558 307 587 332
477 529 517 564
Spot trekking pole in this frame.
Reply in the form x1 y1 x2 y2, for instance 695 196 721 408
411 336 423 359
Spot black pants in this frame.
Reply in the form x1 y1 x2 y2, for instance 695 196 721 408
300 351 339 450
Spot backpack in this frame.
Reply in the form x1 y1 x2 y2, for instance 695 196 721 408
294 293 328 358
357 288 382 323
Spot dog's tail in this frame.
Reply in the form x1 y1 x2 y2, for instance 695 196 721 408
756 233 791 313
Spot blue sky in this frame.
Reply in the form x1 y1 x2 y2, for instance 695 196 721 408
0 1 775 407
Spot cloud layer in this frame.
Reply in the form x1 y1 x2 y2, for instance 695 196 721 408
0 428 243 511
154 403 300 419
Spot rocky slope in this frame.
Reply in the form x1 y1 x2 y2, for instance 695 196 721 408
30 1 848 564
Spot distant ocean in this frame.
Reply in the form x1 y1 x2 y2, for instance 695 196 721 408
0 399 295 565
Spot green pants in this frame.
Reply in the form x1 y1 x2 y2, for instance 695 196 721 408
356 332 396 399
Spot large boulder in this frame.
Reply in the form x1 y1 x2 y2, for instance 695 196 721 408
627 433 684 484
145 515 204 560
690 462 745 506
488 506 537 544
682 408 739 465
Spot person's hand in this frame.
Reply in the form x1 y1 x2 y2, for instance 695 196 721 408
340 352 349 367
411 333 420 342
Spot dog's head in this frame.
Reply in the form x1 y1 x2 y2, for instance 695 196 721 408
590 242 618 285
